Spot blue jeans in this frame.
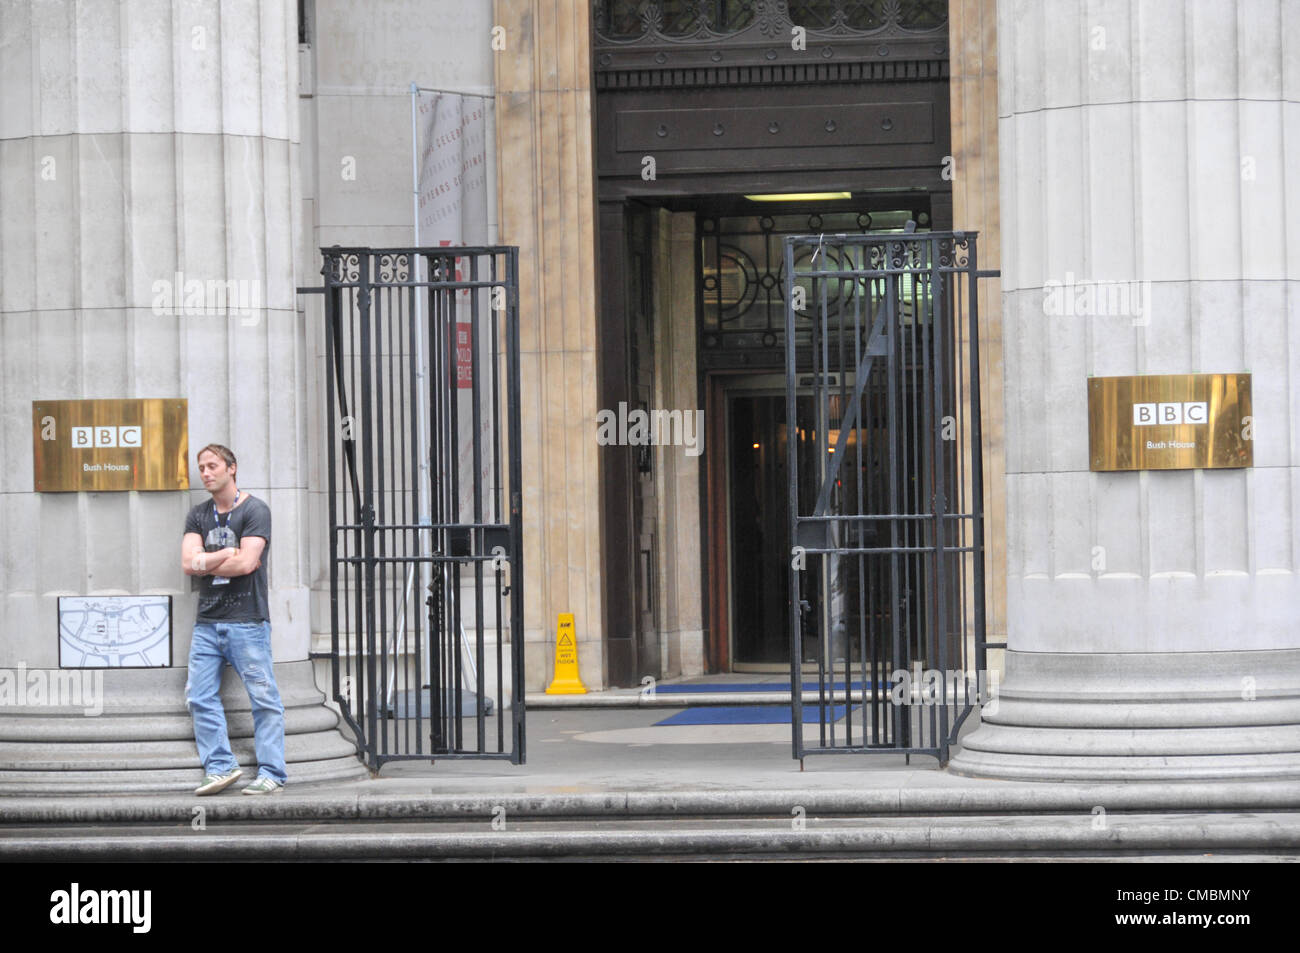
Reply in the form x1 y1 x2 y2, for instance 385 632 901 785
186 620 287 784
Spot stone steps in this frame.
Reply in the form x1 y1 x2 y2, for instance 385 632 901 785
3 781 1299 860
5 812 1300 861
0 661 369 793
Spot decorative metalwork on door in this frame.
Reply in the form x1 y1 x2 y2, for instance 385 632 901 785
322 246 524 769
596 0 947 39
594 1 949 76
784 231 995 765
699 206 932 368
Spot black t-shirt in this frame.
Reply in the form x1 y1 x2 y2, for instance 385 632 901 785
183 494 272 623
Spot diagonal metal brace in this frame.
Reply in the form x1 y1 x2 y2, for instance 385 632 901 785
807 297 888 521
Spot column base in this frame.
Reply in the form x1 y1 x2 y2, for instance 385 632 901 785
0 661 368 794
949 649 1300 781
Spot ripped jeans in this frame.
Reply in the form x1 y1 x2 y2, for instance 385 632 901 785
186 621 287 784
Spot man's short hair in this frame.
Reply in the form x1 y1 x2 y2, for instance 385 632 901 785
196 444 237 472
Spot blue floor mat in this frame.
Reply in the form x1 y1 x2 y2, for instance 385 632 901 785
655 705 853 726
654 681 874 694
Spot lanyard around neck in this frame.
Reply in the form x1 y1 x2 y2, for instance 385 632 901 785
214 491 240 529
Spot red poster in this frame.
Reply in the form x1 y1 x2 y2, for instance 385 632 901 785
455 322 472 389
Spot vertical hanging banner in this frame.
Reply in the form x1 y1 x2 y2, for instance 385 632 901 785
415 90 493 521
416 90 489 248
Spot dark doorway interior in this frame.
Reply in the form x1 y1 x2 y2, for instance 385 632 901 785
728 392 794 666
728 383 908 672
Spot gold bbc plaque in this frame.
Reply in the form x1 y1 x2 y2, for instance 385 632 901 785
1088 374 1252 472
33 399 189 492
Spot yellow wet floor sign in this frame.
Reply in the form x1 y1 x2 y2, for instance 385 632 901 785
546 612 587 694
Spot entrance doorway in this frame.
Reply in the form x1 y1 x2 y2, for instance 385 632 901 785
728 377 873 671
726 374 896 673
726 382 796 669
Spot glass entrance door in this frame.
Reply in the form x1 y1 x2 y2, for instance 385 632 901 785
727 386 828 669
728 380 883 671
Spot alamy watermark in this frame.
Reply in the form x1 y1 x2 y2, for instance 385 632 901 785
596 402 704 458
888 665 1001 713
49 883 150 933
0 662 103 716
151 271 262 324
1042 272 1151 324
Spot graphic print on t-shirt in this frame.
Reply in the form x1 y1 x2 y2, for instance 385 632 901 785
206 525 237 549
205 524 238 585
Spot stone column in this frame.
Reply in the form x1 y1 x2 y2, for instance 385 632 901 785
950 0 1300 779
494 0 605 690
651 210 706 678
0 0 362 791
948 0 1007 653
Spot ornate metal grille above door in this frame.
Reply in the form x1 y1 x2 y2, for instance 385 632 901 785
594 1 949 79
699 203 933 370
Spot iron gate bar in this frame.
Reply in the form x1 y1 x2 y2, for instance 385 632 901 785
785 231 997 767
931 234 948 747
320 246 524 770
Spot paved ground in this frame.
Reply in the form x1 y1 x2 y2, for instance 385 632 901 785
338 705 987 797
291 672 997 797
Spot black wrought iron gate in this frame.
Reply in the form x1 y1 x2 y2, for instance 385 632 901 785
322 246 524 769
785 231 996 766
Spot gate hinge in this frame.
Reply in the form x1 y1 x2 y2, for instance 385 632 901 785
425 572 443 607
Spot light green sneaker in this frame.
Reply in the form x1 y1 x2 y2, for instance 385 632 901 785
195 768 242 796
241 775 284 795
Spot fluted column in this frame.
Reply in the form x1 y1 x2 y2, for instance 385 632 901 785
0 0 363 791
950 0 1300 779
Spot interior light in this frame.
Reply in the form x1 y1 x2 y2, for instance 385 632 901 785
744 192 853 202
752 443 760 449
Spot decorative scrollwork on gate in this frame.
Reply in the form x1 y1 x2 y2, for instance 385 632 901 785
936 235 970 268
887 238 925 271
323 252 362 284
377 253 411 283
